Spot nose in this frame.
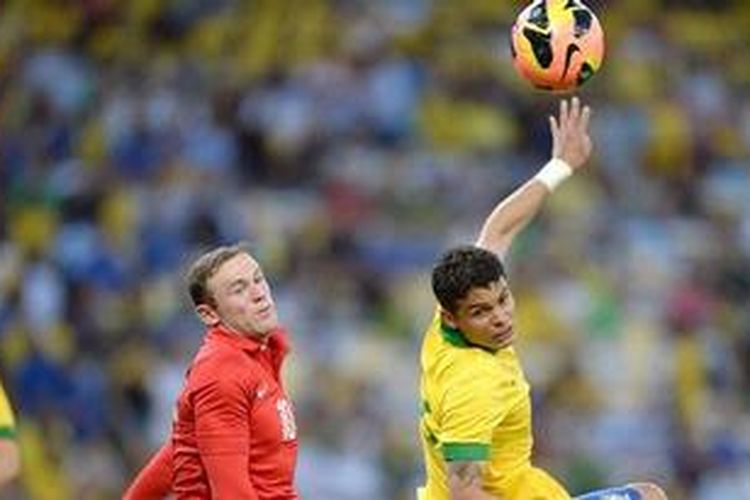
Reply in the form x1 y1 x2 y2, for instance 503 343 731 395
249 284 267 303
490 306 510 327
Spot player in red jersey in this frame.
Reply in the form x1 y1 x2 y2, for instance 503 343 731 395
124 244 299 499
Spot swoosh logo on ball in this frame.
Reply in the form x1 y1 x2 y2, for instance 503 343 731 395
522 27 553 68
561 43 581 81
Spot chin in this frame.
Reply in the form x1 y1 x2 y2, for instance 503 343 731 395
492 335 515 350
257 319 280 334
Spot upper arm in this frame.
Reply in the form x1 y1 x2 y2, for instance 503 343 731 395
447 461 496 500
192 365 258 498
475 178 551 259
193 363 252 455
441 359 506 446
437 361 507 500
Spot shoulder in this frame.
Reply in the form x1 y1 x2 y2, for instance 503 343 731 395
188 342 259 386
423 322 500 378
424 338 503 400
436 351 515 422
444 349 503 387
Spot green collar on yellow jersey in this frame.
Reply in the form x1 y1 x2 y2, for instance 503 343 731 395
440 322 498 354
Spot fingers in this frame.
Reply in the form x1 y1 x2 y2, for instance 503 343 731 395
571 96 581 125
553 97 592 168
549 115 559 138
558 96 590 131
580 104 592 132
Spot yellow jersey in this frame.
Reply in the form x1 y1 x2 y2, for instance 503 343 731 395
0 379 16 440
419 310 547 499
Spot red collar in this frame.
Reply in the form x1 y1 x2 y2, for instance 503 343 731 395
206 325 290 357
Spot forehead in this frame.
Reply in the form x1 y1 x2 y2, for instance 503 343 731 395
458 278 509 307
208 253 260 289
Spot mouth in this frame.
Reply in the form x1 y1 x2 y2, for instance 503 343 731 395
492 326 514 345
256 304 274 318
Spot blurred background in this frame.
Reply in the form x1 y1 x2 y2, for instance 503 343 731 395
0 0 749 498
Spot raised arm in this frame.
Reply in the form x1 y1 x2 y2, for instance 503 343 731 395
476 97 592 258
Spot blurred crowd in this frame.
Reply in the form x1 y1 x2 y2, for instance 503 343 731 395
0 0 749 499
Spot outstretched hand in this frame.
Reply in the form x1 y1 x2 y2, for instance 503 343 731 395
549 97 592 170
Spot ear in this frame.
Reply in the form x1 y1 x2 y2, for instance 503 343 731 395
440 308 459 329
195 303 221 327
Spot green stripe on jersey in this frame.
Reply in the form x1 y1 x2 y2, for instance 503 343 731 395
442 442 490 461
421 400 431 415
0 426 16 439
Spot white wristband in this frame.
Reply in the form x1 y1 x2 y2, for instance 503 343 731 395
534 158 572 191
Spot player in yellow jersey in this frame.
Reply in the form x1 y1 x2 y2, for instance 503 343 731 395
0 378 21 487
417 98 667 500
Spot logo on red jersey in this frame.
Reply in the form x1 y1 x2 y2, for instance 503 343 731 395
276 399 297 441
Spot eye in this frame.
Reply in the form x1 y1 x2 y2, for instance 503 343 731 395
253 273 265 284
469 307 487 318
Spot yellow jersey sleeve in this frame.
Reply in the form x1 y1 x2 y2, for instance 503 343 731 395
0 380 17 439
439 354 509 462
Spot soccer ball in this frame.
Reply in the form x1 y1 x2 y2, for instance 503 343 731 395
510 0 605 91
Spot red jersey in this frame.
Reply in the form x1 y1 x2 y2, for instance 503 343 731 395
170 325 299 499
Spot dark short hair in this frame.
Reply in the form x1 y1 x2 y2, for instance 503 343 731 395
431 245 506 313
186 243 251 307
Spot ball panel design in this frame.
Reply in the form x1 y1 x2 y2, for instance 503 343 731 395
510 0 604 91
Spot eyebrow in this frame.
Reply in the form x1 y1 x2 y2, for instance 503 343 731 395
466 301 493 311
226 277 249 290
464 289 508 309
